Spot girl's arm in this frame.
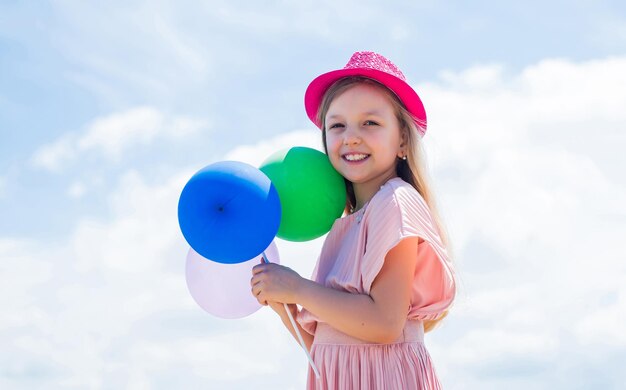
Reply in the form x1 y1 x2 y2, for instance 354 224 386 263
252 236 421 344
296 236 420 344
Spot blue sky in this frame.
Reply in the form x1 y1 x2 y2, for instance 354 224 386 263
1 1 626 389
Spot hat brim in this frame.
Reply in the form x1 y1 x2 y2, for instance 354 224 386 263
304 68 426 130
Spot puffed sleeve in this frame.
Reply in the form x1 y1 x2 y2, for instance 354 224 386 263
360 183 455 321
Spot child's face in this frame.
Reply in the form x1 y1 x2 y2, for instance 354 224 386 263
324 83 403 187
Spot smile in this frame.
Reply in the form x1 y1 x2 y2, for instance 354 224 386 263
342 153 370 162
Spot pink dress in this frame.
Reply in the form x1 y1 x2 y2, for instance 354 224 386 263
297 177 456 390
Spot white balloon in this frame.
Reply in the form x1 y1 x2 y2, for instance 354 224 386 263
185 240 280 319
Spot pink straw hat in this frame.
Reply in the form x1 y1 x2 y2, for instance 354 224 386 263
304 51 427 136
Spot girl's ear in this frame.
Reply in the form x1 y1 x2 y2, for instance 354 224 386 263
401 126 409 145
397 128 408 157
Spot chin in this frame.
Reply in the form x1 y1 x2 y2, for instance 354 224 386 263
344 175 369 184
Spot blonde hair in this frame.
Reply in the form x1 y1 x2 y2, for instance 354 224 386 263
318 77 454 333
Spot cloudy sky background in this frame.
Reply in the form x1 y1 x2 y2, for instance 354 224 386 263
2 1 626 389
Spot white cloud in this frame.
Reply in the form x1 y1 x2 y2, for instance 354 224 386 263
0 239 54 329
439 64 506 91
204 0 389 40
40 0 398 106
33 1 423 105
29 133 77 173
76 107 164 159
224 128 323 166
66 181 86 198
2 129 321 388
575 288 626 346
49 2 214 98
30 106 209 171
420 56 626 388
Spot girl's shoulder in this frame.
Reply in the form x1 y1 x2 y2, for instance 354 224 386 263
369 177 425 209
364 177 432 232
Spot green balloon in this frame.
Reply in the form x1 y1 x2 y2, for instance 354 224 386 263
260 147 346 241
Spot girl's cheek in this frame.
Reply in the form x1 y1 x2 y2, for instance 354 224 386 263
326 136 341 153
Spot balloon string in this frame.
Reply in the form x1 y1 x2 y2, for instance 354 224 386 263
262 252 320 379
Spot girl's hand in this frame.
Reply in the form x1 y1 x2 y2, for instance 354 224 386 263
250 262 303 305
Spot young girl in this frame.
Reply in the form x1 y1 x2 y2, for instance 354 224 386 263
250 51 456 389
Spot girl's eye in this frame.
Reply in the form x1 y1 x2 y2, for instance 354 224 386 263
328 123 344 129
364 120 379 126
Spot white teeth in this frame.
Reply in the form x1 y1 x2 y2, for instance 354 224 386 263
344 153 368 161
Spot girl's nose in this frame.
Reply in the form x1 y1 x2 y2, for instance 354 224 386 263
342 126 361 146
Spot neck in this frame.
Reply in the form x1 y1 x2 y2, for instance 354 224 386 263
352 172 398 211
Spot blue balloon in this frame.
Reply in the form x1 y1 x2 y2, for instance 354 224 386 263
177 161 281 264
